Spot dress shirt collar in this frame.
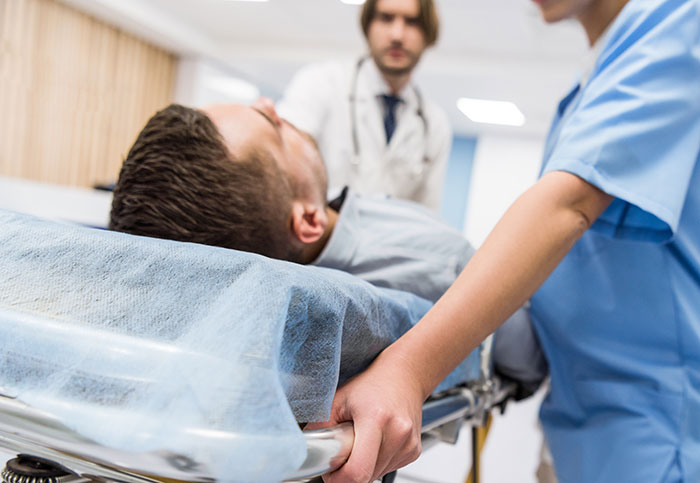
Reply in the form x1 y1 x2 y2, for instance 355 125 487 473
361 56 417 106
312 187 360 270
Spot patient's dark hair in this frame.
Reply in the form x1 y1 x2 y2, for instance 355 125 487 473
109 104 294 260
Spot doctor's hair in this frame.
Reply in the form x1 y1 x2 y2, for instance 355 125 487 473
361 0 440 46
109 104 294 260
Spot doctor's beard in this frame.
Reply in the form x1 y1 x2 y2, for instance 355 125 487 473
372 45 422 78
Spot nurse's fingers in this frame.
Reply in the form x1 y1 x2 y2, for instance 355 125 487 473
323 410 382 483
319 367 424 482
322 403 422 483
371 412 422 480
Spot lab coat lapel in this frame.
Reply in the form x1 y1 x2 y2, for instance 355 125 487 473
356 62 388 157
358 97 386 153
388 104 420 154
386 86 421 156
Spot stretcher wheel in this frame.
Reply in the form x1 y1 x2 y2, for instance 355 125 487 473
2 456 74 483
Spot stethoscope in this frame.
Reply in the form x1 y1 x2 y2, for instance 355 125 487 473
349 56 430 177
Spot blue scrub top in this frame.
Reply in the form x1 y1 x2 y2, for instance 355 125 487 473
529 0 700 481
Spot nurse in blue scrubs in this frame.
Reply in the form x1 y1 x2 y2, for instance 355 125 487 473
312 0 700 482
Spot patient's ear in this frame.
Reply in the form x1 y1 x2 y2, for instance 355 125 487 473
290 201 328 244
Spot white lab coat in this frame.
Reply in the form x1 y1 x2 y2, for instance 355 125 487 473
277 58 452 212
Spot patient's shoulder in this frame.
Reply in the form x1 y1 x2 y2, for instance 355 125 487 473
345 191 469 245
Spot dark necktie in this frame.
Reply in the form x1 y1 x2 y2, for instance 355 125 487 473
380 94 402 144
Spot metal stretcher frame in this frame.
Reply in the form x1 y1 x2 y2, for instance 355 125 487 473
0 376 515 482
289 376 516 481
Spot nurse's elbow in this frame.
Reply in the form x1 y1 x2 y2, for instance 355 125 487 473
571 207 595 236
572 189 614 235
568 190 613 238
547 171 613 234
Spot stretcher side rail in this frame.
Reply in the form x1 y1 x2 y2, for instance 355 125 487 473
0 378 517 483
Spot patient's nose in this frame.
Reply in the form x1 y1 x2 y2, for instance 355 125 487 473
253 97 282 126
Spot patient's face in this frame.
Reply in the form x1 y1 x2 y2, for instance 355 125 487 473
202 101 328 207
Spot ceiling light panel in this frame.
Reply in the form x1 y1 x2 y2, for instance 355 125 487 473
457 97 526 127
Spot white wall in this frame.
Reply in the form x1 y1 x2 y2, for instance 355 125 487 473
174 57 262 108
0 176 112 228
463 134 545 247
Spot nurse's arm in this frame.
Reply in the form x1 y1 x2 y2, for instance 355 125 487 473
320 170 614 483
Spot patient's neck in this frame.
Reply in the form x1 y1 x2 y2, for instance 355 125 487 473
301 206 338 265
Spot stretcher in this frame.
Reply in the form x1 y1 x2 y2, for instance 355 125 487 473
0 364 515 482
0 209 518 482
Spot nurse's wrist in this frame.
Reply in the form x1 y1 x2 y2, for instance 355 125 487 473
379 339 436 402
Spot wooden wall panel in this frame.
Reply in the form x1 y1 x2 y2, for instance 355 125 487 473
0 0 176 187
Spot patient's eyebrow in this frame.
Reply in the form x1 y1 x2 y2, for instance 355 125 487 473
252 108 281 137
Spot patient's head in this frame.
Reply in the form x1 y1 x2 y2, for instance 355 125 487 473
110 100 330 262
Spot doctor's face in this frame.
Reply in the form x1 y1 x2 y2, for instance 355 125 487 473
367 0 427 77
203 100 328 208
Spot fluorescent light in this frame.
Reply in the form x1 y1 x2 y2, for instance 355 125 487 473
223 0 269 2
340 0 365 4
457 97 526 127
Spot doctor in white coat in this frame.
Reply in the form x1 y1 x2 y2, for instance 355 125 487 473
277 0 452 213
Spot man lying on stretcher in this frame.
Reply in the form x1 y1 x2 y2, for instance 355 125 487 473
109 98 545 396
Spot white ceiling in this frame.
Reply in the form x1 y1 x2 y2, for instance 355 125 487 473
61 0 590 137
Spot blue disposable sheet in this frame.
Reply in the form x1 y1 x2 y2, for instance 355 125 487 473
0 210 479 482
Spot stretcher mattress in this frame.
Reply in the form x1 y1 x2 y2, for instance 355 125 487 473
0 210 480 482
